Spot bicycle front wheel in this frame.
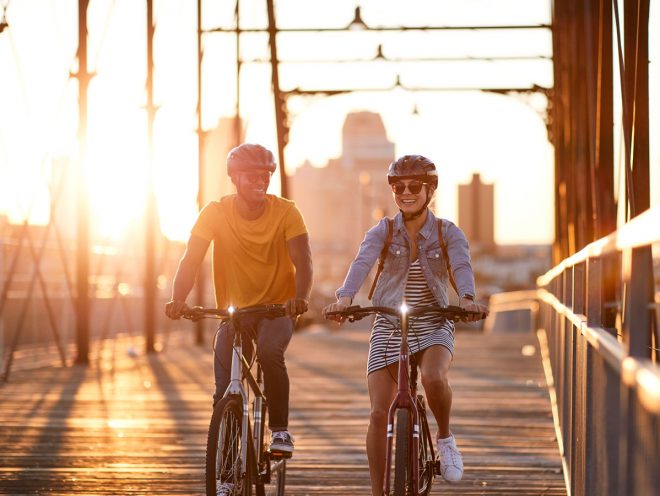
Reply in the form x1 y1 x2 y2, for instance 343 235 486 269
393 409 410 496
206 396 253 496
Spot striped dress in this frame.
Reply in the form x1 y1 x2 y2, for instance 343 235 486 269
367 259 455 375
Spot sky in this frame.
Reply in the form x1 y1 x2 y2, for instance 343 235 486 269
0 0 658 245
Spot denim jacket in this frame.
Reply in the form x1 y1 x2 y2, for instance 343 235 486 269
336 211 476 309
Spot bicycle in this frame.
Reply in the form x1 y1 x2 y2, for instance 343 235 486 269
325 304 485 496
183 304 297 496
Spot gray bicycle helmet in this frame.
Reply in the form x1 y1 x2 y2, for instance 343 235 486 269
387 155 438 220
226 143 277 176
387 155 438 188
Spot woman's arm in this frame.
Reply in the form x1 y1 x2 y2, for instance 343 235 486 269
336 218 388 300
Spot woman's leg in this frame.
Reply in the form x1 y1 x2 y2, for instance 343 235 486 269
366 364 397 496
419 344 464 482
418 344 453 438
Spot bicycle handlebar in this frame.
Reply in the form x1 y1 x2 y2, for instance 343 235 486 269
325 304 486 323
182 304 289 321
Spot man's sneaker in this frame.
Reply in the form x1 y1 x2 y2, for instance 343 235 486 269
269 430 295 455
436 433 463 482
216 481 234 496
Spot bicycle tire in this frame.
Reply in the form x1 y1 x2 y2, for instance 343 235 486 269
393 409 410 496
416 396 434 496
206 395 254 496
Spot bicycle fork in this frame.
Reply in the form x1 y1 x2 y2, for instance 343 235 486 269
222 340 251 479
383 349 420 496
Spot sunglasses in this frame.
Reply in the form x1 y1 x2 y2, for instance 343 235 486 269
391 180 425 195
243 171 272 184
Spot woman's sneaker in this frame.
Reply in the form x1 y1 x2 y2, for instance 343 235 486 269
269 430 295 456
216 481 234 495
436 433 463 482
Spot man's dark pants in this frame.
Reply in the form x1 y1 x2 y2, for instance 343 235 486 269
213 315 294 431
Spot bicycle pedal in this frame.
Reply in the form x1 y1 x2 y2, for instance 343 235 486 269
268 450 292 459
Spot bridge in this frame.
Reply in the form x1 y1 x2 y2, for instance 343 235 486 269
1 1 659 495
0 326 566 495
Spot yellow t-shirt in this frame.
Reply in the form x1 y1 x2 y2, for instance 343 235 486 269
191 194 308 309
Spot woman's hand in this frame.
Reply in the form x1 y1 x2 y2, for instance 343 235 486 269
459 297 489 322
322 296 352 323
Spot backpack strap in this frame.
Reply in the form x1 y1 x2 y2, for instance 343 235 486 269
368 218 393 300
437 219 459 296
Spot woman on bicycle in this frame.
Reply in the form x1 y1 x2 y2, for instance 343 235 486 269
323 155 488 495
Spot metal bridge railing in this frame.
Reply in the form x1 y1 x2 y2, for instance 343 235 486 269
536 205 660 496
0 228 196 381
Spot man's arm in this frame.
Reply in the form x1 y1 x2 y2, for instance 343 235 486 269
164 234 211 319
286 233 313 316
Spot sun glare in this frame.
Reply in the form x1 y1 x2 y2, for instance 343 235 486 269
86 84 148 239
153 113 200 243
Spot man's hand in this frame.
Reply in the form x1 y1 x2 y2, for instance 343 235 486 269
458 297 489 322
285 298 309 317
322 296 352 324
165 300 190 320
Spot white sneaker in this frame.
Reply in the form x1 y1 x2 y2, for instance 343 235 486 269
216 481 234 495
437 433 463 482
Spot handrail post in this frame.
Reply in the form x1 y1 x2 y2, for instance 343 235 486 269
586 257 602 327
573 262 585 316
624 247 653 358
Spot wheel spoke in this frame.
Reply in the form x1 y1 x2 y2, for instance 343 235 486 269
206 397 248 496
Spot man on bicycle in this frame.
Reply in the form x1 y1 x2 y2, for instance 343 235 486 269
165 143 313 460
323 155 488 494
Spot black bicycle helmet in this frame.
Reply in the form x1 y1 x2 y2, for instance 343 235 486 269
387 155 438 188
226 143 277 176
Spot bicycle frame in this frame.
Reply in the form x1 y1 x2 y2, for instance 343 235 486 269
382 307 420 496
221 319 252 478
184 304 291 495
325 304 483 496
219 313 285 486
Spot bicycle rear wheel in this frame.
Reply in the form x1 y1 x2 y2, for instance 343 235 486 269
260 456 286 496
255 403 286 496
206 396 254 496
416 396 434 496
393 409 410 496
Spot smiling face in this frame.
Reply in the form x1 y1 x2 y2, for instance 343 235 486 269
391 178 433 214
233 170 272 204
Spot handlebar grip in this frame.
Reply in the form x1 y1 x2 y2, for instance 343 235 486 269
325 305 362 317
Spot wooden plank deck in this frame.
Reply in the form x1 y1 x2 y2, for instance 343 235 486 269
0 326 566 495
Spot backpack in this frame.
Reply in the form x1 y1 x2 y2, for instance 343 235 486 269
367 218 458 300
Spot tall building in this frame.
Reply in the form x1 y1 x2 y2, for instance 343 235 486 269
291 111 395 300
201 116 244 204
458 173 495 251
